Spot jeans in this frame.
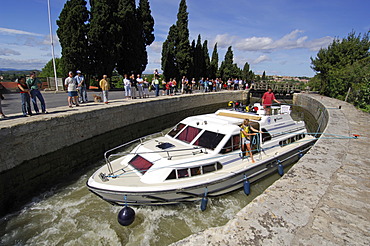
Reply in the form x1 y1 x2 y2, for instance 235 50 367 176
155 84 159 97
78 86 88 102
30 89 46 113
124 85 131 97
21 93 32 116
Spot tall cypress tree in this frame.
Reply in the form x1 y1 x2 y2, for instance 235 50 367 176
88 0 119 77
115 0 154 75
219 46 234 81
202 40 210 78
174 0 191 78
192 34 203 80
161 25 179 80
210 43 219 79
56 0 89 74
138 0 155 46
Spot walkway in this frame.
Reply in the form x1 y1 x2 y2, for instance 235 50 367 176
172 94 370 246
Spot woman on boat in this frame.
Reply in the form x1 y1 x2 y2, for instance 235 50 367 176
240 119 262 163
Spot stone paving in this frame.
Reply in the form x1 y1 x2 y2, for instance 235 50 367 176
172 94 370 246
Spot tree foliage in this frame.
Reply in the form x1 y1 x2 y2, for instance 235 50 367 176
310 31 369 111
56 0 154 78
209 43 219 79
40 58 65 77
56 0 89 74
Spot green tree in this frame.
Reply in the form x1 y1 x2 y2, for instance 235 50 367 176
40 58 65 77
219 46 239 81
56 0 89 74
115 0 145 75
311 31 369 97
174 0 191 78
138 0 155 46
161 25 179 81
210 43 219 79
202 40 210 78
262 71 266 81
88 0 119 77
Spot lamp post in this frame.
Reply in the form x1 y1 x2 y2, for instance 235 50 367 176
47 0 59 91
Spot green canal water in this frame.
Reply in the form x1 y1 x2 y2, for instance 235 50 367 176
0 103 318 246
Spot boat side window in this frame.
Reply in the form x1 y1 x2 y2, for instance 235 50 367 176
168 123 186 138
165 162 223 180
203 164 216 174
177 168 189 178
167 170 177 180
261 128 271 143
176 126 201 143
193 130 225 150
221 134 240 153
190 167 201 176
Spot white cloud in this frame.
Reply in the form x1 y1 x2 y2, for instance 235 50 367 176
252 55 270 64
0 48 21 56
214 30 333 52
148 41 163 53
0 27 44 37
0 57 47 70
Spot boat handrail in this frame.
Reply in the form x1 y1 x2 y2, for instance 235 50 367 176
104 132 165 174
104 132 207 175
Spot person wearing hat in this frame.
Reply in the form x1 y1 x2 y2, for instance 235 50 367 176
75 70 88 103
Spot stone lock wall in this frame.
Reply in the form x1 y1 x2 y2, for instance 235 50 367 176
0 91 244 216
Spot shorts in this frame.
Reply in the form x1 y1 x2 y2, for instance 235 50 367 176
241 137 250 145
68 91 78 97
264 105 271 108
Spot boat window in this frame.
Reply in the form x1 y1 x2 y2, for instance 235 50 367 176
165 162 223 180
193 130 225 150
177 168 189 178
261 128 272 143
168 123 186 138
129 155 153 174
203 164 216 174
190 167 201 177
221 134 240 153
176 126 201 143
167 170 176 180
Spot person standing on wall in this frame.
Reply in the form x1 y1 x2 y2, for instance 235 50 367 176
17 76 32 117
123 74 131 99
75 70 88 103
99 75 110 104
27 71 48 114
262 87 280 115
65 71 79 108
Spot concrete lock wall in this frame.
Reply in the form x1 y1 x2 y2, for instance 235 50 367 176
0 91 245 216
172 93 370 246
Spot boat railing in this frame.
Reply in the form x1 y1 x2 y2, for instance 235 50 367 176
104 132 165 174
104 132 207 175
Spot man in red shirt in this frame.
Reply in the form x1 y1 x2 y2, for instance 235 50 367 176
262 88 280 115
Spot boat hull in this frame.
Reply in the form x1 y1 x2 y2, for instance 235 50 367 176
87 139 315 206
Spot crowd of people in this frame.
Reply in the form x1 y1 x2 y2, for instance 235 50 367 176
0 69 280 121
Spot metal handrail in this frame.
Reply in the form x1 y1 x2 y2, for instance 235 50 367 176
104 132 207 175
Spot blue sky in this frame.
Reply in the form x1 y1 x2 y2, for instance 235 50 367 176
0 0 368 77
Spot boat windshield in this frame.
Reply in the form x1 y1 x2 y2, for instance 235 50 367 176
168 123 186 137
193 130 225 150
175 125 201 143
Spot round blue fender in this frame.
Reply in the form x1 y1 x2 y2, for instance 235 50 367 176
118 206 135 226
201 197 208 211
244 179 251 195
277 163 284 176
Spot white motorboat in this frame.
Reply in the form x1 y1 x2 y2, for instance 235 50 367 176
87 103 316 206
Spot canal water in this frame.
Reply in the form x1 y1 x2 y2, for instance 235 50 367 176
0 103 317 246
